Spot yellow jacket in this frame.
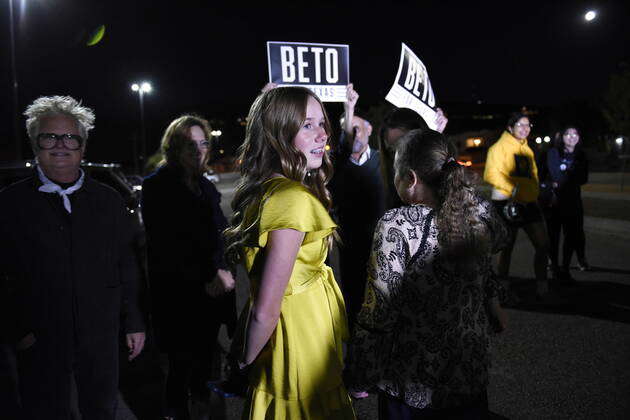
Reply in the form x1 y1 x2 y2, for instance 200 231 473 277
484 131 539 203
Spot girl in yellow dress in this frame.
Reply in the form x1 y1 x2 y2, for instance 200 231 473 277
224 86 356 419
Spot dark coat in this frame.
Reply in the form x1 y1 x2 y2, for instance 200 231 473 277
0 173 145 418
0 174 145 345
545 147 588 203
142 165 236 351
329 131 386 321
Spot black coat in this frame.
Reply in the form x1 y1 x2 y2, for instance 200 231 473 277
0 174 145 361
329 131 386 321
142 166 236 351
545 147 588 203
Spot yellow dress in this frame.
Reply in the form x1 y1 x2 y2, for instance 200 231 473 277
240 177 355 420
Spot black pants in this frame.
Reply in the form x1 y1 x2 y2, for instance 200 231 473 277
545 200 586 269
164 323 220 420
17 334 119 420
378 390 488 420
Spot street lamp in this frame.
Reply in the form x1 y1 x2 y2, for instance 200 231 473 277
8 0 21 159
130 81 152 173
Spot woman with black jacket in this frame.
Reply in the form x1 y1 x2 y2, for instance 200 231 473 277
142 115 236 420
542 126 589 281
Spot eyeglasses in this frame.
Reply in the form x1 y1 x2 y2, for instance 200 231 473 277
514 122 533 129
191 140 210 149
36 133 83 150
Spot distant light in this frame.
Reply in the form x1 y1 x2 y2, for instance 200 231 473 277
585 10 597 21
25 162 32 167
325 144 331 151
544 136 551 143
132 185 143 191
140 82 152 93
211 130 222 137
130 210 135 214
131 83 140 92
219 149 224 154
465 161 472 167
616 137 624 146
473 138 482 147
535 137 542 144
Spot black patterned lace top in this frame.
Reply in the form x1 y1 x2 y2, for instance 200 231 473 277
346 201 503 409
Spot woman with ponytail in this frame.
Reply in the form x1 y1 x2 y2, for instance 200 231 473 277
346 129 507 419
224 87 355 419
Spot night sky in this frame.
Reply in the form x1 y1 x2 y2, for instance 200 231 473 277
1 0 629 164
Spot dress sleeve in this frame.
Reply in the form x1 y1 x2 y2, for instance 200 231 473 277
345 210 406 390
257 180 337 247
357 213 406 332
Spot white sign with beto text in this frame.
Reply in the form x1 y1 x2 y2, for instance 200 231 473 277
267 41 349 102
385 43 438 130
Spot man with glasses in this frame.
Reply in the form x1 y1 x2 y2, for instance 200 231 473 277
0 96 145 419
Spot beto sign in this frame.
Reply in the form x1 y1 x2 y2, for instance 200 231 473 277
267 41 349 102
385 43 438 130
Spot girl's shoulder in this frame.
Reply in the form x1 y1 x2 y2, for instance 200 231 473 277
263 177 315 206
255 177 336 243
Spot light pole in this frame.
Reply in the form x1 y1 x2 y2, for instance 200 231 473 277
8 0 21 159
131 81 152 173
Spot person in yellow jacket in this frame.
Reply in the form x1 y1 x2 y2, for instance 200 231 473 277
484 112 550 299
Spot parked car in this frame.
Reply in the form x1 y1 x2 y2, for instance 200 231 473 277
0 160 143 228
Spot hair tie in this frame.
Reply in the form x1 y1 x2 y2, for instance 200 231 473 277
441 157 458 171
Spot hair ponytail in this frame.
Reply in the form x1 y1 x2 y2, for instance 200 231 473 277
397 129 490 260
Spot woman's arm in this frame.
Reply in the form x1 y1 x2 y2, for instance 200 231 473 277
241 228 305 365
484 145 515 198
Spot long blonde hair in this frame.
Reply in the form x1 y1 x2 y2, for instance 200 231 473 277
224 87 334 265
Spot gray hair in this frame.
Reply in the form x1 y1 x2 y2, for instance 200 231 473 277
24 96 95 142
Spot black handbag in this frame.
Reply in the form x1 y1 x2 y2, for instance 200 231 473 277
502 186 526 224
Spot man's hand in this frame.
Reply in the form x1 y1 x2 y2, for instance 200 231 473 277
205 268 236 297
16 332 36 351
435 107 448 133
345 83 359 111
343 84 359 139
126 332 146 361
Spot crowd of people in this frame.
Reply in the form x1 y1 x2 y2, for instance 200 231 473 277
0 84 590 419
